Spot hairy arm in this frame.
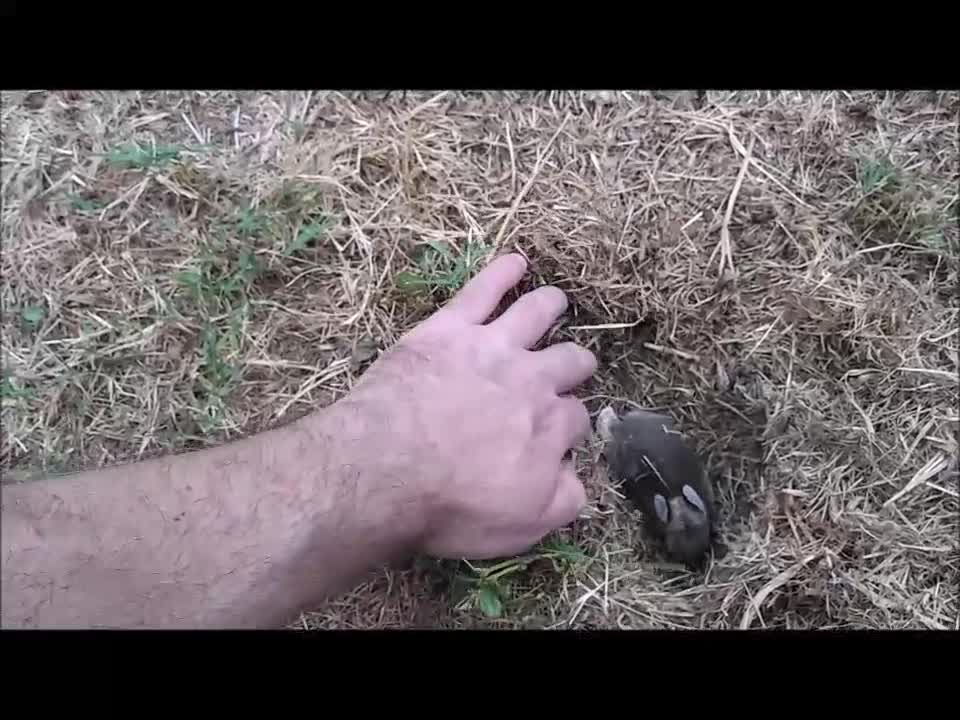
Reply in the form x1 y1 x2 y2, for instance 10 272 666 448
1 253 596 629
1 396 424 629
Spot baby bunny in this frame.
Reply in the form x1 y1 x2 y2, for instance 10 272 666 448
596 405 717 566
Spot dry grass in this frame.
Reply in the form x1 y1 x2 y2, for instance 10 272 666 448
2 90 958 630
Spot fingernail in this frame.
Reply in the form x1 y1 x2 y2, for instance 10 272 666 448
504 252 527 270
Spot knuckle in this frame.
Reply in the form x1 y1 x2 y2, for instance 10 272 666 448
574 399 591 428
559 396 590 429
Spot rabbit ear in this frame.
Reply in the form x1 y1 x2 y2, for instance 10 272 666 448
682 484 707 514
654 493 669 524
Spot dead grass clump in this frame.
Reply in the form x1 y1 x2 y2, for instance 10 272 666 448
2 90 957 629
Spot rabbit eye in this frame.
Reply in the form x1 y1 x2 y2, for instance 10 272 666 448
682 484 706 513
653 494 669 524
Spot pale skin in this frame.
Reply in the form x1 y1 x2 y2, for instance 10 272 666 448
1 253 598 629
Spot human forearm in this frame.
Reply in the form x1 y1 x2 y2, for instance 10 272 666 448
1 398 425 629
2 253 596 629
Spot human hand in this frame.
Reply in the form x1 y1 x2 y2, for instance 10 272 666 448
352 253 597 559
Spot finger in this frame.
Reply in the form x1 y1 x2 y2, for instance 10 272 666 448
538 462 587 529
539 396 591 452
443 253 527 324
489 285 568 348
528 342 597 394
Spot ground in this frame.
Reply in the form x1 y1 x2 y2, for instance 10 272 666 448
2 90 958 629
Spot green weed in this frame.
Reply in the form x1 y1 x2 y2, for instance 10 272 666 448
270 181 334 256
173 188 333 431
858 155 898 195
851 153 954 255
175 238 262 433
1 374 35 403
284 216 333 256
66 194 106 213
395 240 492 297
451 539 588 619
228 187 333 257
193 315 247 431
272 179 325 213
175 258 256 316
20 304 45 331
921 226 960 257
105 143 184 170
235 206 269 238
